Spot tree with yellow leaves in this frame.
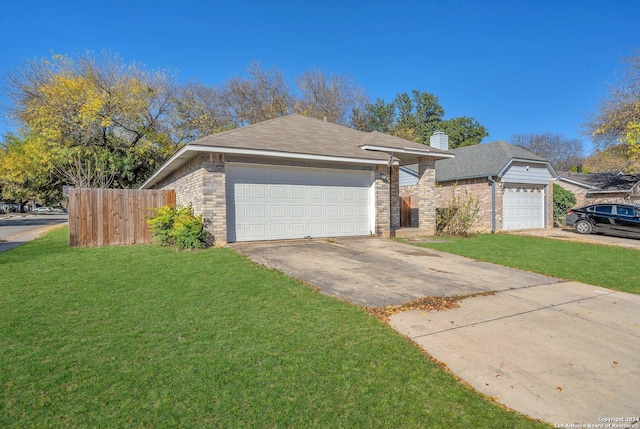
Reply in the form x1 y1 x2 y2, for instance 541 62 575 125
0 133 60 205
5 52 181 189
587 51 640 161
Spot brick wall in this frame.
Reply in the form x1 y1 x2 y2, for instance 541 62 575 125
417 157 436 234
375 166 391 237
435 178 495 232
156 153 227 245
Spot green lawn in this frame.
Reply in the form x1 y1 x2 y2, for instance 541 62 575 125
409 234 640 295
0 228 545 428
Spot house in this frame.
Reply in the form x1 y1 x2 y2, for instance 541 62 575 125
557 171 640 207
140 114 453 244
400 140 558 232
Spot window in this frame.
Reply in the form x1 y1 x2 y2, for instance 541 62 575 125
616 206 634 216
593 205 613 214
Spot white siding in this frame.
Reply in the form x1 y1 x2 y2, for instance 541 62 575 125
502 163 554 184
399 164 419 186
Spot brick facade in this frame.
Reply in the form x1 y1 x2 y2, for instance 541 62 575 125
417 157 437 234
156 153 227 245
155 154 439 242
432 178 554 232
375 166 392 237
435 178 497 232
556 181 640 208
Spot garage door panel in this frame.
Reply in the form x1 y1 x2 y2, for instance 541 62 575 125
290 205 304 218
227 164 373 241
326 205 339 217
270 205 286 217
270 186 286 199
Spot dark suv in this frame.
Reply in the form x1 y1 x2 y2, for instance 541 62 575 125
565 204 640 238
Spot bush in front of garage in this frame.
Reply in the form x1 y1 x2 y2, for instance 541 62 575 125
147 205 209 250
435 185 481 237
553 183 576 227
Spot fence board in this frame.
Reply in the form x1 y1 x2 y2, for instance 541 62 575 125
68 188 176 247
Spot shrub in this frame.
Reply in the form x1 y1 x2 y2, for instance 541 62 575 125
147 205 208 250
435 184 481 237
553 183 576 227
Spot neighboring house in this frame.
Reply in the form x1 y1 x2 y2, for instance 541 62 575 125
141 114 452 244
400 141 558 232
557 171 640 207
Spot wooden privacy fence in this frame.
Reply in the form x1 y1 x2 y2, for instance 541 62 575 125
69 188 176 247
400 196 412 227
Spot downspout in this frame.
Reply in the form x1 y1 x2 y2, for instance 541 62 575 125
487 176 496 233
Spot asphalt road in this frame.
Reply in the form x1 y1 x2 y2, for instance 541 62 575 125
0 214 68 253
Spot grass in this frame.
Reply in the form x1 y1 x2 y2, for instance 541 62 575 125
410 233 640 295
0 227 546 428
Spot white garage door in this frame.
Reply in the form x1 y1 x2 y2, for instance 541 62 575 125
226 163 374 242
503 185 545 230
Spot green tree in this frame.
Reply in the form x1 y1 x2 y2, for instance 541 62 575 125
355 90 488 148
439 117 489 149
553 183 576 226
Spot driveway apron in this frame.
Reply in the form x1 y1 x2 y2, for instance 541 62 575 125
232 237 557 307
234 237 640 426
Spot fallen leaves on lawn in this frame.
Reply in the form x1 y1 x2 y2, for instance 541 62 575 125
365 291 495 323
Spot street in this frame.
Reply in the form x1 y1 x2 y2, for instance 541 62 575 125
0 214 68 253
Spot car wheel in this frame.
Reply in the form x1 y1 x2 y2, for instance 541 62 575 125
575 220 593 235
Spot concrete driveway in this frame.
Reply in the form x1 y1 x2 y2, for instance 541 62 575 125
233 237 558 307
234 237 640 426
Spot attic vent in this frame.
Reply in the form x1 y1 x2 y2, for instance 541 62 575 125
430 131 449 151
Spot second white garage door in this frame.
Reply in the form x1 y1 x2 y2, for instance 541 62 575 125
226 163 374 242
502 185 545 230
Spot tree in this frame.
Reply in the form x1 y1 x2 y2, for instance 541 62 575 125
0 132 60 205
5 52 181 189
355 90 488 148
583 144 639 173
294 69 368 125
220 62 293 127
553 183 576 226
438 116 488 149
586 51 640 158
511 132 584 170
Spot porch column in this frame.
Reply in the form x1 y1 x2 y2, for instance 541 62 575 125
375 166 391 237
202 153 227 245
417 156 436 234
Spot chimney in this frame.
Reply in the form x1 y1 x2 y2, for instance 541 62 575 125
577 164 583 173
430 131 449 151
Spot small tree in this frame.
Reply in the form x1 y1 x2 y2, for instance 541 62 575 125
553 184 576 227
435 185 481 236
147 205 208 250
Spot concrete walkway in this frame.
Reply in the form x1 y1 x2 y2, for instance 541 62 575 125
390 282 640 426
235 237 640 426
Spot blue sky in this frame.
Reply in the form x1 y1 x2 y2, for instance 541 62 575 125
1 0 639 154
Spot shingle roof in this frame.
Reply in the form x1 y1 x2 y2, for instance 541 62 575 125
558 171 640 192
188 113 449 161
435 141 547 182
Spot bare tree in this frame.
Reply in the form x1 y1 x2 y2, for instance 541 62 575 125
294 69 368 125
218 62 293 126
512 132 584 170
